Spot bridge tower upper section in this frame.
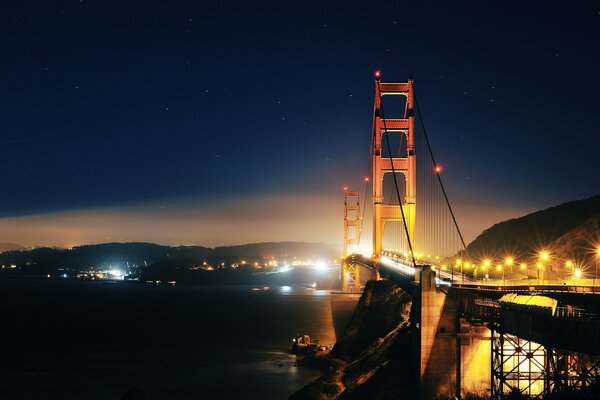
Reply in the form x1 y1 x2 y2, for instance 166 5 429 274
343 189 360 258
372 74 416 259
342 189 361 291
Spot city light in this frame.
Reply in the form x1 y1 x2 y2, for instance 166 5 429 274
574 269 583 279
520 263 527 270
315 260 327 270
505 257 513 266
539 251 550 261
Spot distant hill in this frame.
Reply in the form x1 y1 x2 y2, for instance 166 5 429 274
0 242 25 252
464 194 600 265
0 241 337 272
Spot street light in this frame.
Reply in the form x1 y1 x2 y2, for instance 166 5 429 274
482 259 491 281
565 260 574 281
538 251 550 284
496 265 504 285
505 257 514 285
519 263 527 270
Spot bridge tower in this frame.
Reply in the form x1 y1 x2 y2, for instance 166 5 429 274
372 74 416 259
342 189 361 292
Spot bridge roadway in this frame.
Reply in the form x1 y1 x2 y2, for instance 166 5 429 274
345 253 600 355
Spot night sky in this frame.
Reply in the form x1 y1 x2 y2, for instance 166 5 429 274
1 1 599 248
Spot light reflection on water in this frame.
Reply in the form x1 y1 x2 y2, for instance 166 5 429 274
0 280 340 400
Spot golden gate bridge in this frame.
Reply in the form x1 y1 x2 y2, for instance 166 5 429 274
338 72 600 399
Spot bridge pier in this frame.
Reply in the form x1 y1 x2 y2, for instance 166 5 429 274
414 266 491 399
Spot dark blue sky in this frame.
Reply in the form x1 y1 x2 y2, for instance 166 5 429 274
1 1 599 247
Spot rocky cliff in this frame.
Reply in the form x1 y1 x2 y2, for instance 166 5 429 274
289 280 417 400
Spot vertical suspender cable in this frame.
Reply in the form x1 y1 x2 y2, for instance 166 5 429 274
410 81 469 256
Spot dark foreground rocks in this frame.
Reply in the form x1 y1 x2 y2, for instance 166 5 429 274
289 280 417 400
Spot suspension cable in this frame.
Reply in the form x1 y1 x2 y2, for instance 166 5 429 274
377 80 417 267
410 80 468 255
357 112 376 247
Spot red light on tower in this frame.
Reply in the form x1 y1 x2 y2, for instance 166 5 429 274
364 176 369 182
343 185 348 191
434 165 442 173
374 70 381 80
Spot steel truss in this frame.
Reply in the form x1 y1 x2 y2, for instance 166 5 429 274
491 328 600 399
342 261 361 292
548 350 600 394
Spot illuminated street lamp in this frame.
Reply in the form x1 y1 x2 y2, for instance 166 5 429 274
537 251 550 284
565 260 574 281
504 257 514 284
456 260 463 284
496 265 504 285
482 259 491 280
519 263 527 271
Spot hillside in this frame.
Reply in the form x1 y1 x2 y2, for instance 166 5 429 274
0 241 337 272
464 194 600 263
0 242 24 252
549 213 600 266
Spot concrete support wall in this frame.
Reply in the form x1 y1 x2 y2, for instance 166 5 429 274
416 267 458 399
459 322 491 396
415 266 492 399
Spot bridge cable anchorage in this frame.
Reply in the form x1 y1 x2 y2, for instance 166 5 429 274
376 79 417 268
410 80 469 256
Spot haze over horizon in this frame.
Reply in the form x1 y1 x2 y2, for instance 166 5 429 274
1 2 598 249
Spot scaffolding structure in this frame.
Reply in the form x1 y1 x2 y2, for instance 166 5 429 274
491 327 600 399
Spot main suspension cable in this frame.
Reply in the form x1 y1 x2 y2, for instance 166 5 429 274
357 109 376 247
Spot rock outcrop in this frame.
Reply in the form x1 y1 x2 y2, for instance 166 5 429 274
289 280 416 400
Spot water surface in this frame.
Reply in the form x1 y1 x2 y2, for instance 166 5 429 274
0 279 338 399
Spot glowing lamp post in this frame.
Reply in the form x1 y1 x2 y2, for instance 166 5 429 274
504 257 514 285
483 259 491 281
538 251 550 284
519 263 527 271
565 260 573 282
